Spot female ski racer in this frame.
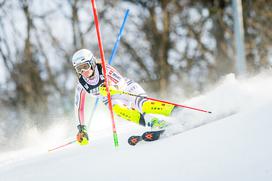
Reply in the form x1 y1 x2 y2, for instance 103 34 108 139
72 49 177 145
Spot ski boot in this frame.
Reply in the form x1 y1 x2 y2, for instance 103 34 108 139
146 117 168 129
76 124 89 146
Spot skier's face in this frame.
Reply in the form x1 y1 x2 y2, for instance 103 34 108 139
81 67 94 78
75 61 95 78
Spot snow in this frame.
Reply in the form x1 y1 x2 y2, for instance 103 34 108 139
1 71 272 181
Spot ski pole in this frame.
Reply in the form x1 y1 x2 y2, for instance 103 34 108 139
87 98 99 128
91 0 119 147
87 9 130 129
125 92 212 113
100 87 212 114
48 140 77 152
144 95 212 113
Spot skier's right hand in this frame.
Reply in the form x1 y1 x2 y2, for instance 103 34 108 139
76 125 89 146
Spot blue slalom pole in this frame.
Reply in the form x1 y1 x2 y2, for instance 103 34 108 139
109 9 130 65
87 9 130 128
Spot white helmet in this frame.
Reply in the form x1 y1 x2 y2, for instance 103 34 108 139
72 49 96 74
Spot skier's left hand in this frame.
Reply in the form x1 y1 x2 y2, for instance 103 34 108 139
76 131 89 145
76 125 89 146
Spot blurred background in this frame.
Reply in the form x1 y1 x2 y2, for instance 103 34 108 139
0 0 271 150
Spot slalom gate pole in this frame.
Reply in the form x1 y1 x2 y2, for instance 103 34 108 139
48 140 77 152
87 9 130 129
90 0 119 147
109 9 129 65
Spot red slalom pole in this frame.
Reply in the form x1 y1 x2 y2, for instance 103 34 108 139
90 0 119 147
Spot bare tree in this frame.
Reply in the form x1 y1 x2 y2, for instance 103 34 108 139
243 0 272 72
121 0 177 96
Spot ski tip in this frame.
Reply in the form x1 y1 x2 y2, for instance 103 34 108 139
142 130 165 142
128 136 142 146
208 111 212 114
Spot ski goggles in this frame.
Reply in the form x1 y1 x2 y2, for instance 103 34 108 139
75 61 94 74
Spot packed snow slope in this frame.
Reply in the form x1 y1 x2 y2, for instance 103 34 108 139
1 72 272 181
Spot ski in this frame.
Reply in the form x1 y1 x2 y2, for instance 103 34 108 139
128 130 165 146
127 112 238 146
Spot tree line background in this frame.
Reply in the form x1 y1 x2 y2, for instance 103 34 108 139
0 0 271 144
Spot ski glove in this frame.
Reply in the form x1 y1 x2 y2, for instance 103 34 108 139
76 125 89 146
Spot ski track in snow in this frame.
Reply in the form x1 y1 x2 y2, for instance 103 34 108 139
1 71 272 181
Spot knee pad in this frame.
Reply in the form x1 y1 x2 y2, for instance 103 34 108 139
142 100 175 116
113 104 145 126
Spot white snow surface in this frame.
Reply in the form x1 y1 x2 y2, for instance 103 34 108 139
1 72 272 181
